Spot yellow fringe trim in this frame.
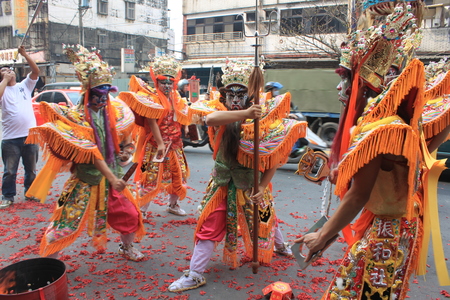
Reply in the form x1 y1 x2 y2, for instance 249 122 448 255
132 126 147 172
335 125 419 218
223 247 239 269
174 109 191 126
25 156 67 203
128 75 156 95
237 122 307 170
236 205 274 265
424 71 450 101
39 102 95 141
423 107 450 140
118 92 165 120
137 149 188 208
242 92 292 137
190 99 228 117
362 59 425 133
26 127 103 164
87 182 102 237
40 180 94 257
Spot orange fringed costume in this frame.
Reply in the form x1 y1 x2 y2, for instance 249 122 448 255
25 46 145 256
321 4 450 299
118 74 191 208
189 91 307 267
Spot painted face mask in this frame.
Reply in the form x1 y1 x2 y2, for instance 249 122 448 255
157 78 174 96
336 75 350 106
88 85 117 109
225 85 249 110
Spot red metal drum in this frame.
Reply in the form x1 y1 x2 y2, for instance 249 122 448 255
0 257 68 300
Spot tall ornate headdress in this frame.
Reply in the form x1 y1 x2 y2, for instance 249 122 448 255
149 55 182 79
331 3 421 167
63 44 115 91
424 57 450 100
221 59 264 88
63 44 121 158
346 3 418 91
425 58 450 83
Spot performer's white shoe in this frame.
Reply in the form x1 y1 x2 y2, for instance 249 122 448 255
167 204 187 216
168 270 206 292
274 242 294 257
118 243 145 261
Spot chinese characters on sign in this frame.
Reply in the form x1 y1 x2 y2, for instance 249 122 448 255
13 0 29 36
0 49 24 64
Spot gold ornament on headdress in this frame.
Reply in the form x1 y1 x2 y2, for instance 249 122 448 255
63 44 116 91
392 29 423 70
343 3 418 91
425 58 450 83
149 55 181 78
339 43 352 70
221 59 264 88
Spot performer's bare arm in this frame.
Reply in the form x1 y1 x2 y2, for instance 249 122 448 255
296 155 382 260
147 118 165 159
251 166 277 204
427 125 450 153
94 158 126 192
206 105 262 126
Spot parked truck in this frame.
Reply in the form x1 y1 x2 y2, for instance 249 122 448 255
265 68 341 147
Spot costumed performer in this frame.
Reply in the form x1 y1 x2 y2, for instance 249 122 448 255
25 44 145 261
296 2 450 299
119 56 190 217
168 59 307 292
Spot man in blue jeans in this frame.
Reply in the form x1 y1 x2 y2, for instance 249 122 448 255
0 46 40 209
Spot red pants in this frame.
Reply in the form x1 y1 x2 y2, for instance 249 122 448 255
107 188 139 235
196 199 227 242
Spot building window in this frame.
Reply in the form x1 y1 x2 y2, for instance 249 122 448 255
4 1 12 15
280 6 347 36
125 0 135 20
98 0 108 15
186 15 243 36
213 24 224 33
126 34 133 48
98 30 108 48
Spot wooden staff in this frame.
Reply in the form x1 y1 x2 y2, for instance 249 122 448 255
246 0 265 275
14 0 45 61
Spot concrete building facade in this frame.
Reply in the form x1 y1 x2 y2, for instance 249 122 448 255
181 0 450 144
0 0 173 88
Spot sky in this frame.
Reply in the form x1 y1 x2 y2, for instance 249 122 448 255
167 0 183 54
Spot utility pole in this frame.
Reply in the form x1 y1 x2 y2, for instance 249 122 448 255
78 0 84 45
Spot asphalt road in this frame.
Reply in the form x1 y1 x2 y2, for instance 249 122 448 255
0 145 449 300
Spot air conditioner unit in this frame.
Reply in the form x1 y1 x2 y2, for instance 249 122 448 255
81 0 89 8
127 45 134 49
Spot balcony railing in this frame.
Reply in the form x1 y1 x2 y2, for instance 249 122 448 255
183 31 244 43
